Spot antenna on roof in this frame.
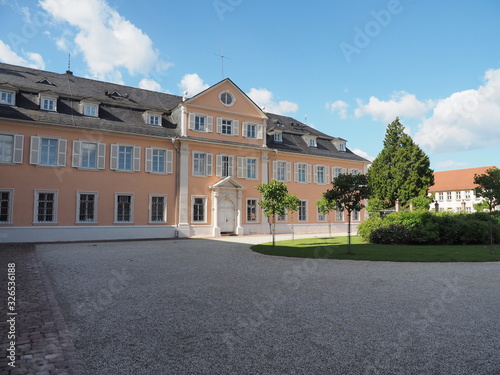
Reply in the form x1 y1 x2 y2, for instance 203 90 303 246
214 44 231 79
305 115 307 125
66 54 73 75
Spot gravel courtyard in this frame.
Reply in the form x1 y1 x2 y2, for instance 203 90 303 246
36 237 499 375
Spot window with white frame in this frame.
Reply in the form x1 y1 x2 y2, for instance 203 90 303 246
192 152 212 176
34 191 57 224
273 160 290 182
0 90 15 106
217 118 239 136
277 212 287 222
350 168 361 175
0 133 23 164
150 194 166 223
352 210 360 221
216 154 234 178
0 190 13 224
246 199 258 222
72 141 105 169
110 144 140 172
115 194 134 223
40 95 57 111
294 163 311 183
447 192 452 200
188 113 213 132
273 132 282 142
83 103 98 117
466 207 472 213
336 209 344 221
192 196 206 223
314 165 329 185
145 148 173 174
237 157 258 180
298 200 307 222
317 205 327 222
242 122 263 139
30 136 67 167
465 191 471 199
456 191 461 200
309 138 317 147
148 114 161 126
438 192 444 201
77 192 97 224
338 143 346 151
332 167 346 178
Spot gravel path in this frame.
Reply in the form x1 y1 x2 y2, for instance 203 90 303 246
36 238 500 375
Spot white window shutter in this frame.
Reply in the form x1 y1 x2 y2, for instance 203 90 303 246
188 113 195 130
325 166 330 184
286 162 291 181
237 157 245 178
97 143 106 169
272 160 277 180
110 144 118 170
166 149 173 174
228 155 234 176
216 154 222 177
314 165 318 184
207 116 213 132
72 141 81 167
294 163 299 182
216 118 222 134
145 148 153 173
242 122 248 138
233 120 239 136
30 136 40 165
133 146 141 171
58 139 67 166
13 134 24 164
206 153 213 176
257 124 263 139
307 164 312 183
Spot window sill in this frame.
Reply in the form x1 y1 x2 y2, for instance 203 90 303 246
113 221 135 225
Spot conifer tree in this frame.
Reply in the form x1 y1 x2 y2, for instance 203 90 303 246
368 117 434 209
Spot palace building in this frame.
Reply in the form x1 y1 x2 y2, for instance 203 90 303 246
0 63 370 242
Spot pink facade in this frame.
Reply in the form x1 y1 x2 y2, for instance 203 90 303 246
0 63 370 242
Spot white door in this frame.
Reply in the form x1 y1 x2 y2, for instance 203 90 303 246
218 199 235 233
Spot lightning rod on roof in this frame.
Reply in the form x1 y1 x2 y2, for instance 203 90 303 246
66 54 73 75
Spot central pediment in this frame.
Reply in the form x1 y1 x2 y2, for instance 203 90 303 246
209 176 245 190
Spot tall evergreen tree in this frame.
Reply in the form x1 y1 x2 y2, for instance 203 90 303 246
368 118 434 209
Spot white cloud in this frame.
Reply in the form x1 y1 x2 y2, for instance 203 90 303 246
326 100 349 119
39 0 171 83
247 88 298 115
354 91 433 123
138 78 162 92
178 73 209 96
352 148 375 162
436 160 470 169
0 39 45 69
414 69 500 153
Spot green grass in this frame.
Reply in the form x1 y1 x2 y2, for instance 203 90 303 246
251 236 500 262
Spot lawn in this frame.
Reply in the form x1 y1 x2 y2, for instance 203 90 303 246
251 236 500 262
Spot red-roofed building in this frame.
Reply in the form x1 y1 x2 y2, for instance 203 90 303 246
429 166 499 212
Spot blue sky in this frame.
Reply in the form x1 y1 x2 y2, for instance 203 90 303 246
1 0 500 171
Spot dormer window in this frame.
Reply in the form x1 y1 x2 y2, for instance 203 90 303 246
39 94 58 112
309 138 317 148
0 90 15 106
302 134 317 148
144 111 162 126
273 132 283 143
339 143 345 151
332 137 347 152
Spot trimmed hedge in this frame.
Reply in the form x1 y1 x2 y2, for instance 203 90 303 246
358 211 500 245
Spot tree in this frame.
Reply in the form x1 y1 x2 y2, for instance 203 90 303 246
257 179 300 246
324 173 370 253
368 117 434 210
316 197 337 237
474 167 500 254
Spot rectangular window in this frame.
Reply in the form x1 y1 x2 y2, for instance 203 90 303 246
317 206 327 222
309 138 317 147
145 148 172 174
216 155 233 178
316 166 325 184
237 157 258 180
277 161 286 181
0 190 13 224
149 115 160 126
466 207 472 213
118 146 133 170
350 169 361 175
298 201 307 222
193 152 212 176
0 90 15 105
40 138 58 166
353 210 360 221
77 193 97 223
195 116 206 131
41 97 56 111
73 141 105 170
81 142 97 168
247 199 258 222
221 119 232 135
150 195 166 223
246 124 256 138
189 113 213 132
336 209 344 221
277 213 287 222
115 194 133 223
465 191 471 199
152 149 165 173
83 104 98 117
333 167 345 178
438 192 444 201
297 164 307 183
274 133 282 142
247 158 257 179
0 134 13 163
30 136 66 167
456 191 461 200
193 197 206 222
447 192 452 200
35 191 57 223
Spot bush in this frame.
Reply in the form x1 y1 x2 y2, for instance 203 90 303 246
358 211 500 245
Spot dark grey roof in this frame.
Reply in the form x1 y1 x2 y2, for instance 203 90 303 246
0 63 369 162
